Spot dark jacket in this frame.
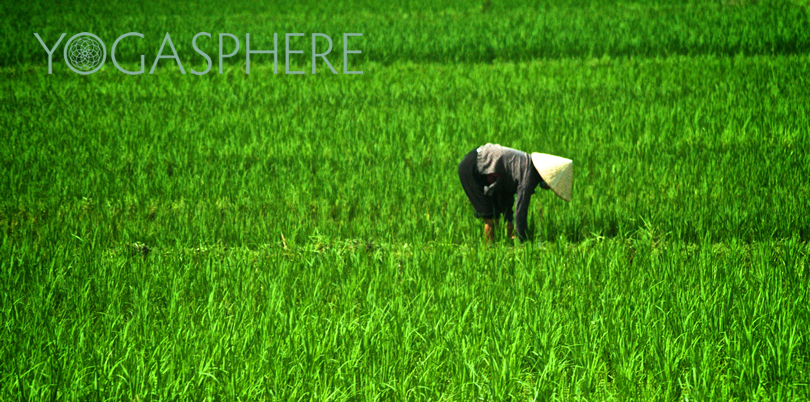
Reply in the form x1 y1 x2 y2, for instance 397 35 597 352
476 143 543 241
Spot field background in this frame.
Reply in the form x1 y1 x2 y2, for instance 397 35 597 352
2 0 810 400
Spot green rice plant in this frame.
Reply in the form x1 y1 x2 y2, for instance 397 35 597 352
2 1 810 400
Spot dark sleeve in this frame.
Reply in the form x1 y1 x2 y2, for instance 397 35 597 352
513 185 535 241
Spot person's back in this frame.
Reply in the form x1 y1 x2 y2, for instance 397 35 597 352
475 143 534 198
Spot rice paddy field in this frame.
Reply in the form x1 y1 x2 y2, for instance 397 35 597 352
2 0 810 400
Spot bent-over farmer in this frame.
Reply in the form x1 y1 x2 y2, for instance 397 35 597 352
458 143 573 243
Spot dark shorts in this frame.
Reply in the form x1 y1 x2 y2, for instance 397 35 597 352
458 148 495 219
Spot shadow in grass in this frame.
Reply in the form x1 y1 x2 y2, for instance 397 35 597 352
532 214 810 246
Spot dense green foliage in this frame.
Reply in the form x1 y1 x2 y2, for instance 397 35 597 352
2 0 810 401
7 0 810 66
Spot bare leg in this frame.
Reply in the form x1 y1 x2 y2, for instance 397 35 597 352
484 218 497 243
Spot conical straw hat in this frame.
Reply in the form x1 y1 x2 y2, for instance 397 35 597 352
530 153 573 202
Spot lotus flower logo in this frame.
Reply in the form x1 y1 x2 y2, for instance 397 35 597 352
67 36 103 70
63 33 107 75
